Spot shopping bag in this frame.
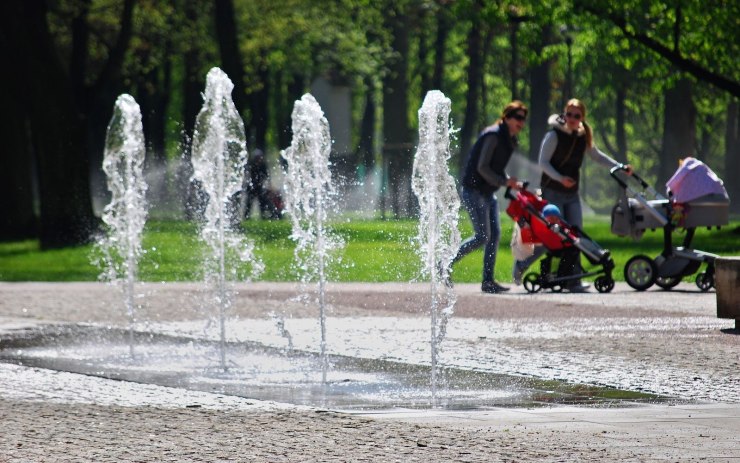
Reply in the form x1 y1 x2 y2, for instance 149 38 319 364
510 222 536 260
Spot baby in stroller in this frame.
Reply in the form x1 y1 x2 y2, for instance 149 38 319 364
506 187 616 293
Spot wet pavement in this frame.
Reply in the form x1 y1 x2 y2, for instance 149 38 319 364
1 281 739 461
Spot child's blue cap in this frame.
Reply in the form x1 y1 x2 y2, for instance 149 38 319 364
542 204 561 218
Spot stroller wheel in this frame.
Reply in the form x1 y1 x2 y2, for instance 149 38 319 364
594 276 615 293
522 273 542 293
624 255 657 291
695 272 713 292
655 276 682 290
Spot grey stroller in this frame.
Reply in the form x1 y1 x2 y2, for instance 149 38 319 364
610 164 730 291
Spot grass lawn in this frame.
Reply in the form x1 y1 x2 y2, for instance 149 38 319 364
1 215 739 283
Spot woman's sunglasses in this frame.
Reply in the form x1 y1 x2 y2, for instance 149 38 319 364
565 112 582 120
508 113 527 121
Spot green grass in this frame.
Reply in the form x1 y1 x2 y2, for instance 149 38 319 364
1 216 738 283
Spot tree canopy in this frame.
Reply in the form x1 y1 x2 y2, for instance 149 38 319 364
1 0 737 246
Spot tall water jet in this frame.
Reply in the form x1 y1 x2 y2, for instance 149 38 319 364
96 94 148 358
191 67 263 370
411 90 461 403
281 93 343 382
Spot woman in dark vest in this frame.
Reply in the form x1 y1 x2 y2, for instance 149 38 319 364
450 101 527 294
513 98 631 291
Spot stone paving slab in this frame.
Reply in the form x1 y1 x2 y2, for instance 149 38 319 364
0 281 738 462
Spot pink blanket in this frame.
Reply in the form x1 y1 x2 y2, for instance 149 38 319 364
665 157 728 203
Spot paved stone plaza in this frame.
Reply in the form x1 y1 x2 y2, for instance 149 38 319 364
1 281 738 462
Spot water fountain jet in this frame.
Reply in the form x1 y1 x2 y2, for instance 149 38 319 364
190 67 263 370
96 94 148 358
280 93 344 383
411 90 461 403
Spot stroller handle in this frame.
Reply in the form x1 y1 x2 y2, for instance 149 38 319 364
609 164 666 201
504 181 530 200
610 164 650 190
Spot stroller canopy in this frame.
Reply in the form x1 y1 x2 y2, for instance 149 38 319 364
666 157 728 203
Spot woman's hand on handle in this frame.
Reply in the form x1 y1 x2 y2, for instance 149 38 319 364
506 177 523 190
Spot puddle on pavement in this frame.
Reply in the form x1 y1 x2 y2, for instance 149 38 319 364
0 324 677 411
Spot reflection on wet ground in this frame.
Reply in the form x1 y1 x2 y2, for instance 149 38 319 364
0 324 676 410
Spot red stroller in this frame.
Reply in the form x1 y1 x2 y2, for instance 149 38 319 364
505 187 616 293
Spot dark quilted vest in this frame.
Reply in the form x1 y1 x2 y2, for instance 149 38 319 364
540 129 587 193
462 123 516 194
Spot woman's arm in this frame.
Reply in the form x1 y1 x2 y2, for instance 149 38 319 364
476 135 508 188
586 145 620 168
588 145 633 174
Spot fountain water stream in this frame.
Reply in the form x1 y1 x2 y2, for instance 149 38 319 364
96 94 148 358
411 90 461 403
280 93 343 383
190 67 263 370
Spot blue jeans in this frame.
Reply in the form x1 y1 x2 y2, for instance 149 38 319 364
514 187 583 279
452 187 501 282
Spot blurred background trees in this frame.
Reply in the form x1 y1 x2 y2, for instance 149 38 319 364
1 0 737 248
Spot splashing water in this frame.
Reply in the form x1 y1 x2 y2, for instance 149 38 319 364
411 90 462 403
281 93 344 383
190 67 263 370
96 94 148 358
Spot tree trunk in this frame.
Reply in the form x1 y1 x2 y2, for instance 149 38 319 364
697 113 715 162
358 76 377 174
432 4 451 91
248 64 270 151
19 1 97 248
275 72 305 151
659 78 696 187
181 0 204 148
69 0 92 105
135 44 172 215
479 27 494 131
725 100 740 213
458 0 483 172
0 9 37 240
615 85 628 164
181 19 204 220
509 18 521 100
417 7 432 100
528 25 553 162
214 0 248 116
139 52 171 165
382 6 413 218
86 0 136 216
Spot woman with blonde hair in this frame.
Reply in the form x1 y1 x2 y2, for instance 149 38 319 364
513 98 631 292
450 100 527 294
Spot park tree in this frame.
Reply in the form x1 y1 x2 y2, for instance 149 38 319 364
523 23 555 162
381 0 414 217
575 0 740 191
457 0 484 170
576 0 739 98
0 3 38 241
0 0 135 248
568 16 656 210
214 0 248 117
126 1 177 167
